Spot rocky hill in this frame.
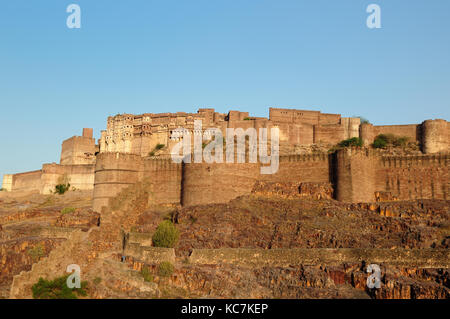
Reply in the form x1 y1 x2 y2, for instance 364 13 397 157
0 188 448 299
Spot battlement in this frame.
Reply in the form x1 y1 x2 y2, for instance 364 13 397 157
380 154 450 168
279 153 329 163
3 108 449 210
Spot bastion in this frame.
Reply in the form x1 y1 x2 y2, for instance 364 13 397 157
2 108 448 212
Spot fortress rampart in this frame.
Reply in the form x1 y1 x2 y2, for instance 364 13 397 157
2 165 96 195
93 153 143 212
92 153 334 211
143 158 182 206
92 149 449 213
2 129 96 194
182 162 260 206
6 170 42 193
422 119 450 154
3 108 448 210
376 153 449 201
335 149 449 202
335 149 377 203
360 119 449 153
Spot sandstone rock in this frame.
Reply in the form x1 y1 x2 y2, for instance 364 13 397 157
53 209 100 230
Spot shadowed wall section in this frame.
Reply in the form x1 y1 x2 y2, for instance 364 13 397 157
93 153 143 213
92 149 449 213
335 149 376 203
182 155 331 207
143 158 182 205
182 162 260 207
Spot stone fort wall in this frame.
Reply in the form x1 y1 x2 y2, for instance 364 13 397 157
376 153 449 201
3 109 448 210
5 170 42 193
182 154 332 206
2 129 96 194
336 149 449 203
3 164 95 195
92 149 449 213
93 153 333 211
360 120 450 152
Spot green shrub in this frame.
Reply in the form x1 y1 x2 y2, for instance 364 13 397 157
152 220 179 248
93 277 102 285
158 261 174 277
243 117 251 120
61 207 76 215
32 275 88 299
373 134 392 148
393 136 409 147
28 244 45 262
55 183 71 195
373 137 387 149
0 188 5 192
338 137 363 148
373 134 409 149
141 266 154 282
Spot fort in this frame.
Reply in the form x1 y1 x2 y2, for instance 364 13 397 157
2 107 449 213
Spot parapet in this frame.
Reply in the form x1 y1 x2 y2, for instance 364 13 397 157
380 153 450 168
279 153 329 163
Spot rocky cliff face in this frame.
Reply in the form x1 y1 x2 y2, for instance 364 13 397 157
112 254 448 299
134 196 450 257
0 238 64 298
1 190 448 299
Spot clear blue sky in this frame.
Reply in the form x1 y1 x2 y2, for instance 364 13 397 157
1 0 449 182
